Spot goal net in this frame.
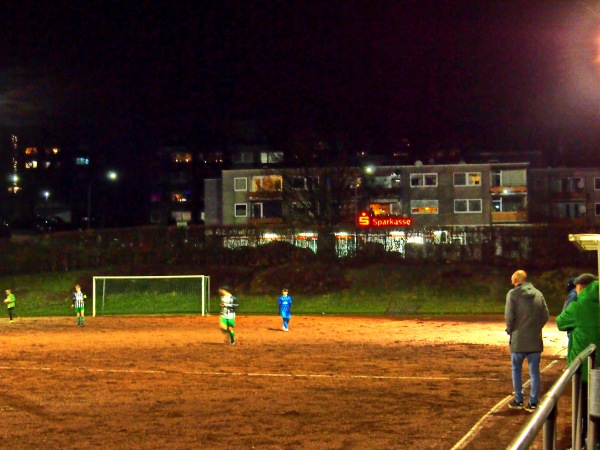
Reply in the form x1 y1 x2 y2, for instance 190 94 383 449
92 275 210 317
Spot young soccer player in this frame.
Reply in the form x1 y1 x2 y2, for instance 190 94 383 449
278 288 292 331
4 289 15 322
219 286 238 345
71 284 86 327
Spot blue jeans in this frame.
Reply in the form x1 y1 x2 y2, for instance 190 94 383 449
511 351 541 404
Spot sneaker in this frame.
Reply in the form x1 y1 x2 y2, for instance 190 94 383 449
230 341 236 346
283 328 288 332
508 399 524 409
525 402 537 412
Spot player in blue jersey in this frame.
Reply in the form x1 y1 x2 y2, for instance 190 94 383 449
71 284 87 327
219 286 238 345
278 288 292 332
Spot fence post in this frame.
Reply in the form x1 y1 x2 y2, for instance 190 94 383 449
589 351 600 450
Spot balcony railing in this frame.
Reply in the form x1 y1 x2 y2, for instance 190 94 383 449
490 185 527 194
491 211 528 223
247 191 283 201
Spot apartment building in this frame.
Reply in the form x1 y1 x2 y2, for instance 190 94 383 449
528 168 600 224
205 162 532 228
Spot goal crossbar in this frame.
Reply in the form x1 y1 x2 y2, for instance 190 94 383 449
92 275 210 317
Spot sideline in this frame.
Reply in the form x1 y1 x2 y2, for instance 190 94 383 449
450 347 566 450
0 365 504 382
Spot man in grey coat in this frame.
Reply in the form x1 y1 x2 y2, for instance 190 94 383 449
505 269 549 412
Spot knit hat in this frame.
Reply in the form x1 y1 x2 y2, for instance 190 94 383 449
574 273 598 287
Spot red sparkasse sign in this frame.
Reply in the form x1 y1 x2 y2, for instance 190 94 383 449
357 211 412 227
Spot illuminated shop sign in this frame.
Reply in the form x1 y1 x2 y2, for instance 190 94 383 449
357 211 412 227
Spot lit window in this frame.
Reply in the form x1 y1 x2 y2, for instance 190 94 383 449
25 147 38 155
454 172 481 186
454 199 482 213
410 200 438 214
75 157 89 165
172 152 192 163
235 203 248 217
171 192 189 202
260 152 284 164
234 178 248 191
410 173 438 187
252 175 282 192
25 160 38 169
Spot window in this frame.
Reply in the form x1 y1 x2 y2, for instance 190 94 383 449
596 203 600 216
369 202 402 216
410 200 438 214
558 177 585 193
171 191 189 202
260 152 284 164
492 196 525 212
252 203 263 218
594 178 600 190
252 175 282 192
454 172 481 186
291 176 319 191
292 176 306 190
410 173 438 187
231 152 254 163
172 152 192 163
252 201 283 218
292 202 310 215
555 202 586 218
234 203 248 217
25 147 38 155
234 178 247 191
25 160 38 169
75 157 89 166
454 199 482 213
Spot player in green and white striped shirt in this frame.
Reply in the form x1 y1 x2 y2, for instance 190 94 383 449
219 286 238 345
71 284 87 327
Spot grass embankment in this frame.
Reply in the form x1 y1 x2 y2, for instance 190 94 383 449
0 264 585 318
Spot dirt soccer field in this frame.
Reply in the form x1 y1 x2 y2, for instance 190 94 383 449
0 315 572 449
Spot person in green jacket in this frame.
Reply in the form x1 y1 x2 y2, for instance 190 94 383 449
4 289 15 322
556 273 600 449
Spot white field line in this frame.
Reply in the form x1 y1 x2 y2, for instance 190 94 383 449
0 365 502 382
450 354 564 450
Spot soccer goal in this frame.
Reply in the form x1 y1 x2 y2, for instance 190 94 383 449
92 275 210 317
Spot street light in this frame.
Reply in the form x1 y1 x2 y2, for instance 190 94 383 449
87 171 118 230
43 191 50 203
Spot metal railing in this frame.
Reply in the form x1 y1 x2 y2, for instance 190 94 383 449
507 344 596 450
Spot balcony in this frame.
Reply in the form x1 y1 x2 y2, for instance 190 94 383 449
248 191 283 201
490 186 527 194
248 217 284 226
492 211 528 223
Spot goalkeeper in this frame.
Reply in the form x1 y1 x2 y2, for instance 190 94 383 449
219 286 237 346
71 284 87 327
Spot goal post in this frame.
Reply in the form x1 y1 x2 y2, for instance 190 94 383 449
92 275 210 317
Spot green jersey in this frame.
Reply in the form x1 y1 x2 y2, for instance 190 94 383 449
5 293 15 308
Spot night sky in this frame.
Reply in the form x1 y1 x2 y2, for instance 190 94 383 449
3 1 600 159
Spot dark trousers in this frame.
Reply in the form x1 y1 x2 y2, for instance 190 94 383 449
8 307 14 320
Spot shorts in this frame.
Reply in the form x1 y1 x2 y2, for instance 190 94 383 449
220 317 235 328
74 306 84 314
